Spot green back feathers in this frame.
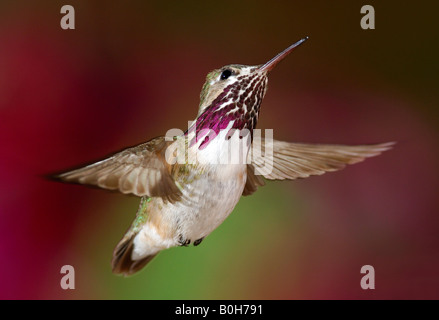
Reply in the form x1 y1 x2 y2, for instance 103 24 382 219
131 197 151 234
198 70 220 113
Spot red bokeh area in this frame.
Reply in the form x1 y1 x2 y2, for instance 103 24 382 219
1 2 438 299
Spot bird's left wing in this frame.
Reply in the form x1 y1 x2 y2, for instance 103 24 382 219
243 139 394 196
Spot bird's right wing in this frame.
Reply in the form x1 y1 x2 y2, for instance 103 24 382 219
56 136 182 202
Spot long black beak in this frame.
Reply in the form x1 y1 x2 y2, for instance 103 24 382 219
259 36 308 73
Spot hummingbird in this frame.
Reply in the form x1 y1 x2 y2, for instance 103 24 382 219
57 37 393 276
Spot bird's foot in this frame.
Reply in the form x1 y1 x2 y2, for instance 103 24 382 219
194 237 204 246
178 234 191 246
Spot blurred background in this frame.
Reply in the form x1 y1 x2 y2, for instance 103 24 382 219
1 0 438 299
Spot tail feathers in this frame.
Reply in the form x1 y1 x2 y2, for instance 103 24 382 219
111 234 157 276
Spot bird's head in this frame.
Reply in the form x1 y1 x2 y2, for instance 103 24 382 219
190 37 308 149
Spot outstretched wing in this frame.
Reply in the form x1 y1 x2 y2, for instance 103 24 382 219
243 139 394 195
56 136 182 202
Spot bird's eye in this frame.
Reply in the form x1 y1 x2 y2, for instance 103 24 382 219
220 69 232 80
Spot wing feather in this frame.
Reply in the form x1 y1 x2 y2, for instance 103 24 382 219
57 136 182 202
243 139 394 195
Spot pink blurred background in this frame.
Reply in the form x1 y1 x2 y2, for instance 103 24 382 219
1 1 438 299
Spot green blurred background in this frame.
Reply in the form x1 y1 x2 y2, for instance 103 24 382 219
1 1 438 299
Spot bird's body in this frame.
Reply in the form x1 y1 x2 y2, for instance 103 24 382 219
57 37 394 275
111 121 251 273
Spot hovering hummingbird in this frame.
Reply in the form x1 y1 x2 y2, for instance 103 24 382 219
57 37 393 276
